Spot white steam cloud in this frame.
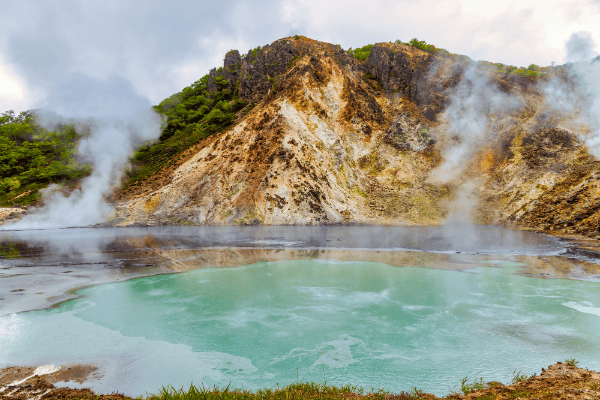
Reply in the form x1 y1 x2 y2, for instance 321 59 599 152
540 32 600 156
1 74 163 230
428 31 600 226
428 65 521 184
558 32 600 156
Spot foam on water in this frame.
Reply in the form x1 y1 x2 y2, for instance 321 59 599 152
562 301 600 317
1 311 259 395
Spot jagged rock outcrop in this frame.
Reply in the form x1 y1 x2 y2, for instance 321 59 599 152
385 112 434 152
223 50 241 94
207 68 218 93
364 44 413 95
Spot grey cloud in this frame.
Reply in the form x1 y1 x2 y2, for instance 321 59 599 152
3 0 599 115
6 16 74 88
0 0 294 229
0 0 294 109
40 74 151 119
565 32 597 62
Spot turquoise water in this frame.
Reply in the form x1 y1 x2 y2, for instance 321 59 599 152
2 259 600 396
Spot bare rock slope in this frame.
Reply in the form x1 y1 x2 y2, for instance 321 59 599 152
113 37 600 237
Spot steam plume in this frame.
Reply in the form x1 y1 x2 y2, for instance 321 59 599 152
562 33 600 156
428 65 520 184
1 74 163 230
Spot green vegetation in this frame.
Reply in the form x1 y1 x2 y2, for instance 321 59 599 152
251 46 262 58
0 110 91 206
511 370 529 384
394 38 471 63
242 101 255 115
418 126 430 142
396 38 548 76
149 382 395 400
347 44 374 61
51 361 592 400
289 55 301 67
475 58 548 77
565 359 579 367
125 73 246 186
0 243 20 258
459 376 486 395
507 389 531 399
407 38 437 53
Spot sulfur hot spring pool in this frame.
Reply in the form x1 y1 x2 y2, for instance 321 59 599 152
1 226 600 396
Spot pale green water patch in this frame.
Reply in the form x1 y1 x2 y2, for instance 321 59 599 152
2 259 600 397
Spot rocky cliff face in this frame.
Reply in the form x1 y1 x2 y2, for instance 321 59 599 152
111 36 600 238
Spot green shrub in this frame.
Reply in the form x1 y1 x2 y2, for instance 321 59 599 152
565 358 579 367
511 370 529 384
409 38 436 53
403 38 464 61
347 44 374 61
251 46 261 57
124 65 247 186
0 110 91 206
460 376 486 395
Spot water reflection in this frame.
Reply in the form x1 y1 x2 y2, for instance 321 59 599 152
1 226 600 316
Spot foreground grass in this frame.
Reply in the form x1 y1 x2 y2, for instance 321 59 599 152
42 360 598 400
60 382 416 400
148 382 404 400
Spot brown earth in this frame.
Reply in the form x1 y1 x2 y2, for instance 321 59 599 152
443 362 600 400
1 363 598 400
102 36 600 239
0 364 102 400
0 208 27 225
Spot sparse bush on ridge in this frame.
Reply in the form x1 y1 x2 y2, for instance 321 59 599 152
394 38 471 62
347 44 374 61
395 38 551 76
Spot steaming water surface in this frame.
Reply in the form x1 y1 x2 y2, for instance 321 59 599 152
1 226 600 396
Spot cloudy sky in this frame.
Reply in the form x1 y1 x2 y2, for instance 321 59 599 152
1 0 599 114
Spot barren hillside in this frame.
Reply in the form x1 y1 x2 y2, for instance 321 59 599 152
108 36 600 237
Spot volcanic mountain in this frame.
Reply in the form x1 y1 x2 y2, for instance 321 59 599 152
110 36 600 238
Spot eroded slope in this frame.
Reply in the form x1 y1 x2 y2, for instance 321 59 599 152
111 37 600 237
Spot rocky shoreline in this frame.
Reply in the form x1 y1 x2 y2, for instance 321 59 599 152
0 362 598 400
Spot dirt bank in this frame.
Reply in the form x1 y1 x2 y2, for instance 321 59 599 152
0 363 598 400
0 208 27 226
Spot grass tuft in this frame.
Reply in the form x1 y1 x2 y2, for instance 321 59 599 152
564 359 579 367
143 382 391 400
459 376 486 395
